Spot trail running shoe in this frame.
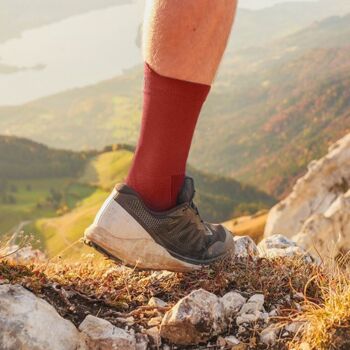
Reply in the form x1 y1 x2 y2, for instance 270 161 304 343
84 177 234 271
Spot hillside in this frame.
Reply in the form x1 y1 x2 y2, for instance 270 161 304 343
0 136 274 252
1 14 349 197
200 45 350 197
229 0 350 51
0 135 89 179
29 148 274 259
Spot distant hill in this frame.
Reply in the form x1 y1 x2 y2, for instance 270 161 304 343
0 135 89 179
195 15 350 196
0 14 349 198
229 0 350 51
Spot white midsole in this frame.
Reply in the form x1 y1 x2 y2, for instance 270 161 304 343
84 224 199 272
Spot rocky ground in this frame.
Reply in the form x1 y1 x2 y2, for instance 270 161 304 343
2 134 350 349
1 234 349 350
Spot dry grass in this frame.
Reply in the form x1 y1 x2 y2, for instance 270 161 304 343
291 263 350 350
1 247 350 349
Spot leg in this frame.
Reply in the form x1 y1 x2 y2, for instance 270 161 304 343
85 0 237 271
127 0 237 210
143 0 237 85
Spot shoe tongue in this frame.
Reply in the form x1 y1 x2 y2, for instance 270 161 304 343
177 176 195 204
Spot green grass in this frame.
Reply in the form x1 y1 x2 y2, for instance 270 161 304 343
30 188 108 258
80 150 133 190
28 150 133 258
0 178 94 237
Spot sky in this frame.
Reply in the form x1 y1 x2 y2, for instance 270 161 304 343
239 0 318 9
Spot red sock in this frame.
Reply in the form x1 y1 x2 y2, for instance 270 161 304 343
126 63 210 211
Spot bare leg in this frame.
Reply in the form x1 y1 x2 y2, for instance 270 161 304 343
143 0 238 85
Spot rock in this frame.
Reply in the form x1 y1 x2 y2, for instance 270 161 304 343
259 234 297 250
285 321 306 334
248 294 265 307
264 133 350 259
240 302 262 315
145 326 161 347
150 271 174 281
79 315 136 350
116 316 135 326
258 234 313 262
221 291 246 319
148 297 167 308
135 333 149 350
0 284 80 350
233 236 259 257
237 294 265 325
258 235 312 261
260 325 278 345
225 335 241 346
294 190 350 259
236 314 259 325
160 289 226 345
269 309 278 317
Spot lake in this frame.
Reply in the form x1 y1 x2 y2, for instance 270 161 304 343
0 3 143 106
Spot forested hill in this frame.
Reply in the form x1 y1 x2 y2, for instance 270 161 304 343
0 135 90 179
196 15 350 197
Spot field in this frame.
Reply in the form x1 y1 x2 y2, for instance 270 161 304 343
0 178 94 236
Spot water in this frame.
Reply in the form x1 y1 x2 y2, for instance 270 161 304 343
0 3 143 106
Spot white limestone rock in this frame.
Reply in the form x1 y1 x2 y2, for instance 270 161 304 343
0 284 80 350
258 234 312 261
79 315 136 350
225 335 241 346
148 296 167 308
233 236 259 257
294 190 350 259
260 325 278 345
259 234 297 250
248 294 265 307
237 294 266 325
265 134 350 259
160 289 226 345
221 291 247 320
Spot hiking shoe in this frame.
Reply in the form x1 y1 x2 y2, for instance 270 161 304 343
84 177 234 271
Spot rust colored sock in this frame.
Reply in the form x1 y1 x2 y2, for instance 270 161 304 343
126 63 210 211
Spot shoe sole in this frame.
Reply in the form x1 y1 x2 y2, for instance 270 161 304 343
84 224 200 272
